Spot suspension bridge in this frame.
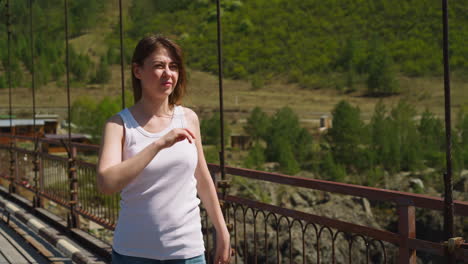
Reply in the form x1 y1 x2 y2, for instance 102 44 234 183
0 0 467 263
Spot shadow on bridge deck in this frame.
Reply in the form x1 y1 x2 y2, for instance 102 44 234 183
0 192 107 264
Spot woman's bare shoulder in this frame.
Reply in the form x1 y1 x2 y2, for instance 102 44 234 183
181 106 199 125
106 114 124 127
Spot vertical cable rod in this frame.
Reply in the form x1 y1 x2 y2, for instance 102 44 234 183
6 0 12 131
29 0 40 208
64 0 71 145
6 0 16 194
216 0 225 181
441 0 454 262
119 0 125 108
29 0 36 135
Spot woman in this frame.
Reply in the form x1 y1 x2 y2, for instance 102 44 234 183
97 35 231 264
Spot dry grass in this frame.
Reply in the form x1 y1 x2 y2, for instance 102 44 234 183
1 69 466 127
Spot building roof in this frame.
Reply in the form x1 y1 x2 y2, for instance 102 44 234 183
0 119 45 127
44 133 91 140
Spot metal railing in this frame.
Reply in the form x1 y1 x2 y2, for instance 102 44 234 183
0 133 467 263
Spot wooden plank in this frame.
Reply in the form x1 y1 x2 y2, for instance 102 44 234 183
0 227 30 264
0 250 9 263
0 218 58 264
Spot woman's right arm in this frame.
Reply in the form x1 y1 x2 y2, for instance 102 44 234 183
97 115 195 195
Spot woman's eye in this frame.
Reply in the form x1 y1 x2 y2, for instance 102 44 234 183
154 64 163 68
169 64 179 71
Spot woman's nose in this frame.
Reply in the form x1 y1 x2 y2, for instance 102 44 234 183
162 65 173 76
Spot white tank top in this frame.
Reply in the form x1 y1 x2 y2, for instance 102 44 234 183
112 105 205 260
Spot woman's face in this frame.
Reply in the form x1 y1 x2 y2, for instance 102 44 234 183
134 47 179 101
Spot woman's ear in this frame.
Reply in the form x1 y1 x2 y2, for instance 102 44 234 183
133 63 141 79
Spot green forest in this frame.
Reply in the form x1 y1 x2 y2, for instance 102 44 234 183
1 0 467 190
0 0 467 92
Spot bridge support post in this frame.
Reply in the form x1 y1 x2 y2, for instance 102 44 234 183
67 146 80 229
32 139 42 208
398 200 416 264
8 139 17 194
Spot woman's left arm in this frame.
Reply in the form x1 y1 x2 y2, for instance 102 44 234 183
186 108 231 264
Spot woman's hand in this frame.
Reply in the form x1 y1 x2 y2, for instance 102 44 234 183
158 128 195 149
214 228 231 264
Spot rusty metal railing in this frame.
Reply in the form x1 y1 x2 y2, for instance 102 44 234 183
0 133 466 263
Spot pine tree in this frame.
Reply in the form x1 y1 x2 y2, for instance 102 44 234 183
93 59 111 84
200 113 231 146
418 109 445 168
244 143 266 170
327 100 364 170
244 107 270 142
389 101 422 171
366 38 399 96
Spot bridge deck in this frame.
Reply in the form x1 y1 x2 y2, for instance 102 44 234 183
0 220 56 264
0 193 108 264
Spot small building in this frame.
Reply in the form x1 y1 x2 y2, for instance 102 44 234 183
0 118 58 144
42 133 92 154
319 115 332 133
0 116 91 154
231 135 252 150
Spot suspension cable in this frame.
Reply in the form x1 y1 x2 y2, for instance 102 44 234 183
64 0 71 146
216 0 226 182
6 0 12 134
29 0 36 139
441 0 454 262
119 0 125 109
6 0 16 193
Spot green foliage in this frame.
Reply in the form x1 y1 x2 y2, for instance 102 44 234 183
365 167 385 187
71 92 132 143
325 99 448 184
0 75 6 89
320 152 346 182
106 47 121 65
72 96 97 134
92 58 112 84
250 75 265 90
390 101 423 171
243 106 313 174
336 37 367 92
69 1 105 36
366 38 399 96
264 107 313 174
200 112 231 146
370 101 390 166
243 143 266 171
112 0 468 91
327 100 365 171
455 110 468 171
1 1 467 185
203 146 220 164
244 107 270 141
69 48 93 81
368 100 424 173
275 136 301 175
418 109 445 168
0 0 100 87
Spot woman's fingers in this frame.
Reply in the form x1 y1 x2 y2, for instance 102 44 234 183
184 128 195 139
159 128 196 149
172 129 195 144
179 129 194 143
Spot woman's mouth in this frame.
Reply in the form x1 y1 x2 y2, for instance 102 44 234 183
162 82 172 87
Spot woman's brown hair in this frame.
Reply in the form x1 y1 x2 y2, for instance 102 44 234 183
131 35 187 105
